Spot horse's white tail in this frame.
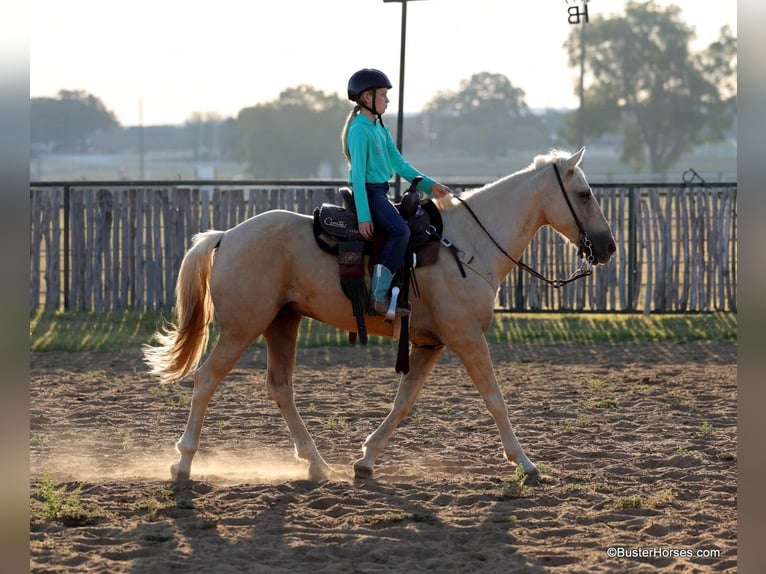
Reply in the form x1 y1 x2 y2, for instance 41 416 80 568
143 230 225 383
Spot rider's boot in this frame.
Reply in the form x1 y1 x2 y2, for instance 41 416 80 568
370 264 409 321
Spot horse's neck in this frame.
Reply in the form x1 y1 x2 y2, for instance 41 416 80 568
454 169 546 280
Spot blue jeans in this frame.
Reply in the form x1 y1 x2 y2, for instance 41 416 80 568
366 183 410 273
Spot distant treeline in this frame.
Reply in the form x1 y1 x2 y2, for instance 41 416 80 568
33 4 736 181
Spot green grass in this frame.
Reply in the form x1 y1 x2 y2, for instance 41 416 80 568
608 489 676 511
502 465 534 497
29 309 736 353
30 309 170 352
488 312 736 345
32 473 105 526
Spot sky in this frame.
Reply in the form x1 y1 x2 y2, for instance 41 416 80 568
29 0 737 127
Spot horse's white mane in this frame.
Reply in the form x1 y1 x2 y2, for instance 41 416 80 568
451 149 573 202
530 148 572 170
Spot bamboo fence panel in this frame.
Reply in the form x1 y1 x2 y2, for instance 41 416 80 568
30 190 43 308
29 183 736 313
30 187 62 310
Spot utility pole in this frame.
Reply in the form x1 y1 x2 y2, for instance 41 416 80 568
138 98 145 180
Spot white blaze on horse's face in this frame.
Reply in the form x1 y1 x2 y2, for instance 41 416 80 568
548 148 616 265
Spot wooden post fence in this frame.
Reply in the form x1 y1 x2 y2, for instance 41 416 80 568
29 180 737 314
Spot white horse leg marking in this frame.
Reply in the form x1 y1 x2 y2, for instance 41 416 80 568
172 332 250 481
173 374 218 481
264 312 332 481
353 345 443 479
452 335 538 480
266 371 332 481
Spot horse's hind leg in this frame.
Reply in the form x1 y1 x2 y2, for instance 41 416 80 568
263 310 332 481
353 344 443 479
173 330 252 482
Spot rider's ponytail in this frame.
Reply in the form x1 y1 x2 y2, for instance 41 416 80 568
340 104 360 162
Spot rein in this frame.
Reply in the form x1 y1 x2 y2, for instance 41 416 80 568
453 163 594 288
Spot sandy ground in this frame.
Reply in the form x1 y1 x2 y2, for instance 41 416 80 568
30 341 736 573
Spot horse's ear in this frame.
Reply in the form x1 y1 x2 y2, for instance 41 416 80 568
564 147 586 173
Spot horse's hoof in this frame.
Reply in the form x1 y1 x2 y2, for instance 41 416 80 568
308 465 331 482
171 463 190 483
353 460 373 480
524 467 540 485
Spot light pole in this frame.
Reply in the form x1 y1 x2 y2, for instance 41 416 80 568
566 0 590 148
383 0 431 198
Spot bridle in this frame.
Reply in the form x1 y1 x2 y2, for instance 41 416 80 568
453 163 594 288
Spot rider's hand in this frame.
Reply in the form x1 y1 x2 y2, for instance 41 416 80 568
359 220 374 240
431 182 452 198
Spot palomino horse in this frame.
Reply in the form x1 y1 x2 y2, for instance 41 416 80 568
143 147 616 483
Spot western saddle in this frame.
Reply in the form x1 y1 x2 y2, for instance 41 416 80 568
312 177 442 355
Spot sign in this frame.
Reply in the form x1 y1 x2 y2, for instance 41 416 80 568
565 0 590 24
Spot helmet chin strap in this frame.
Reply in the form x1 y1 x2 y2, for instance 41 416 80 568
359 89 385 126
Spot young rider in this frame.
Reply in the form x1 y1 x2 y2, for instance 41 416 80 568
340 68 451 318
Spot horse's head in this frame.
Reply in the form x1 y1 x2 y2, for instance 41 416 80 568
539 148 616 265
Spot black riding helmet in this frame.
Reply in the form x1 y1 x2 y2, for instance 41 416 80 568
347 68 392 121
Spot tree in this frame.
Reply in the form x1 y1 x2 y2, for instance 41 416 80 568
31 90 120 152
424 72 549 160
563 1 737 173
234 85 349 178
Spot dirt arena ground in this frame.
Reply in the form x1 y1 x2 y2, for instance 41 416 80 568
30 341 736 573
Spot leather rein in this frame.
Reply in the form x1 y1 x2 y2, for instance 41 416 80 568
453 163 594 288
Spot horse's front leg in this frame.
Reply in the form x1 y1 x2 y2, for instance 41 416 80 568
264 311 333 481
353 344 443 479
450 333 539 481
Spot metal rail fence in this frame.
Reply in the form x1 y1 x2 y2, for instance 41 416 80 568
30 180 737 313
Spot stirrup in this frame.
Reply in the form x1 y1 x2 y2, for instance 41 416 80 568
370 298 410 322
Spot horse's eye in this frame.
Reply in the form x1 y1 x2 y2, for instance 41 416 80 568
579 191 591 202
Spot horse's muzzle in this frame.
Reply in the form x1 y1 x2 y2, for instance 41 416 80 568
581 233 616 265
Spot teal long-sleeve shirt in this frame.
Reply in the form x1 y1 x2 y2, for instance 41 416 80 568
346 113 435 223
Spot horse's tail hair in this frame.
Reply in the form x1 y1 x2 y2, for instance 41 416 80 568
143 230 224 384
